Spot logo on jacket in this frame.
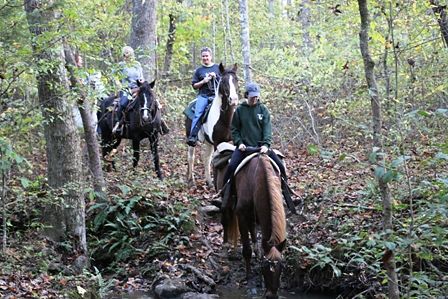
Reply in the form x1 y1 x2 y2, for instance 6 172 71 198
257 114 263 120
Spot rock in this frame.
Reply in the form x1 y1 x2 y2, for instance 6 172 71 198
200 205 220 215
153 278 191 298
73 255 89 273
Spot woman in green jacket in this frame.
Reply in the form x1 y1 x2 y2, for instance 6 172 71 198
220 83 295 213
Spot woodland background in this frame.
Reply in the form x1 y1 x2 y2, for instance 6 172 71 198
0 0 447 298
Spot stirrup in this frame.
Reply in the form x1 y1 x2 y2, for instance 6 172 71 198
112 122 120 134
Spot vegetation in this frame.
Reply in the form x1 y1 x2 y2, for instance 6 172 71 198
1 0 447 298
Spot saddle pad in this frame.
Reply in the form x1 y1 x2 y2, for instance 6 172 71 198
183 100 196 120
183 97 214 122
234 153 281 176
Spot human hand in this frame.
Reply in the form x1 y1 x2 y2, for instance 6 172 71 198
209 72 216 78
203 75 211 83
238 144 246 151
260 145 269 154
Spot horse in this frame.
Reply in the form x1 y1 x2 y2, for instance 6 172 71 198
184 63 239 187
224 153 287 299
98 80 163 179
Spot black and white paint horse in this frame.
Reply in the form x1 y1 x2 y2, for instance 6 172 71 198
184 63 239 187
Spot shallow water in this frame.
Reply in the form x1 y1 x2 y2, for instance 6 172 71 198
111 289 336 299
216 286 337 299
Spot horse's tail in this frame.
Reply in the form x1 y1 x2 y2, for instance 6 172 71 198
226 211 239 248
261 155 286 253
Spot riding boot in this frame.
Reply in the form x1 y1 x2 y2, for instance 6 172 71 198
187 122 201 147
220 180 232 211
281 178 297 214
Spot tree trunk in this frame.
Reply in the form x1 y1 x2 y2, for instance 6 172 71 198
357 1 400 298
130 0 157 81
238 0 252 84
24 0 88 263
64 46 106 196
429 0 448 47
268 0 275 17
298 0 313 53
162 13 177 77
222 0 235 63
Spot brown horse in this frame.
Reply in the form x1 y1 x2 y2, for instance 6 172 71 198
225 154 287 299
185 63 239 187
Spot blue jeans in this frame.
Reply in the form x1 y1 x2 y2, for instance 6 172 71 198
190 95 210 134
116 90 130 122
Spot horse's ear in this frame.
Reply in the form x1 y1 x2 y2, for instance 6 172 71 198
232 63 238 72
149 80 155 89
219 62 225 74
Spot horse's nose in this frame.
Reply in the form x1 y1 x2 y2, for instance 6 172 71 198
230 95 239 106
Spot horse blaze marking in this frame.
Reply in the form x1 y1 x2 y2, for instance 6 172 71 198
143 94 149 120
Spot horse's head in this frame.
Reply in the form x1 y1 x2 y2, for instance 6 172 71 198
136 80 156 124
261 240 286 298
217 63 239 108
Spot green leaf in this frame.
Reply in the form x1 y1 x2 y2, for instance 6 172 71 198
435 152 448 161
374 166 385 179
417 110 431 117
118 185 131 196
307 144 319 155
20 177 30 188
391 155 411 168
384 241 396 250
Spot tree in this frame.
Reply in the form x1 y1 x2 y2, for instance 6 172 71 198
24 0 87 268
430 0 448 47
130 0 157 81
64 46 106 195
357 0 399 298
238 0 252 84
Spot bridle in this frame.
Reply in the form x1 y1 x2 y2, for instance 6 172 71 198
135 87 157 126
218 71 238 111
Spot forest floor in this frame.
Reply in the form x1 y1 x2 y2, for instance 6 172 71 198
0 123 443 298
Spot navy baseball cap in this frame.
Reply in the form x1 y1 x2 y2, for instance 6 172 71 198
246 82 260 97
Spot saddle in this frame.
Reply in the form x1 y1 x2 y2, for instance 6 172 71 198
212 142 286 175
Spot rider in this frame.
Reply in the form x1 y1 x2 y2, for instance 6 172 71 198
220 82 296 213
113 46 144 134
113 46 169 135
187 47 221 147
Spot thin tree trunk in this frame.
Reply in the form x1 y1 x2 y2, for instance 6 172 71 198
238 0 252 84
162 13 177 77
1 165 8 253
268 0 275 18
223 0 235 63
130 0 157 81
430 0 448 47
299 0 313 53
64 46 106 196
357 1 400 298
24 0 88 265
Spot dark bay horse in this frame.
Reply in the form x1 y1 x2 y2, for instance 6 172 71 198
98 80 163 179
225 154 287 299
185 63 239 187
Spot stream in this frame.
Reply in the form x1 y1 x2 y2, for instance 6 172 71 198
113 288 337 299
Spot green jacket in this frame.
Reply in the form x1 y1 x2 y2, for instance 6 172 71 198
231 100 272 148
